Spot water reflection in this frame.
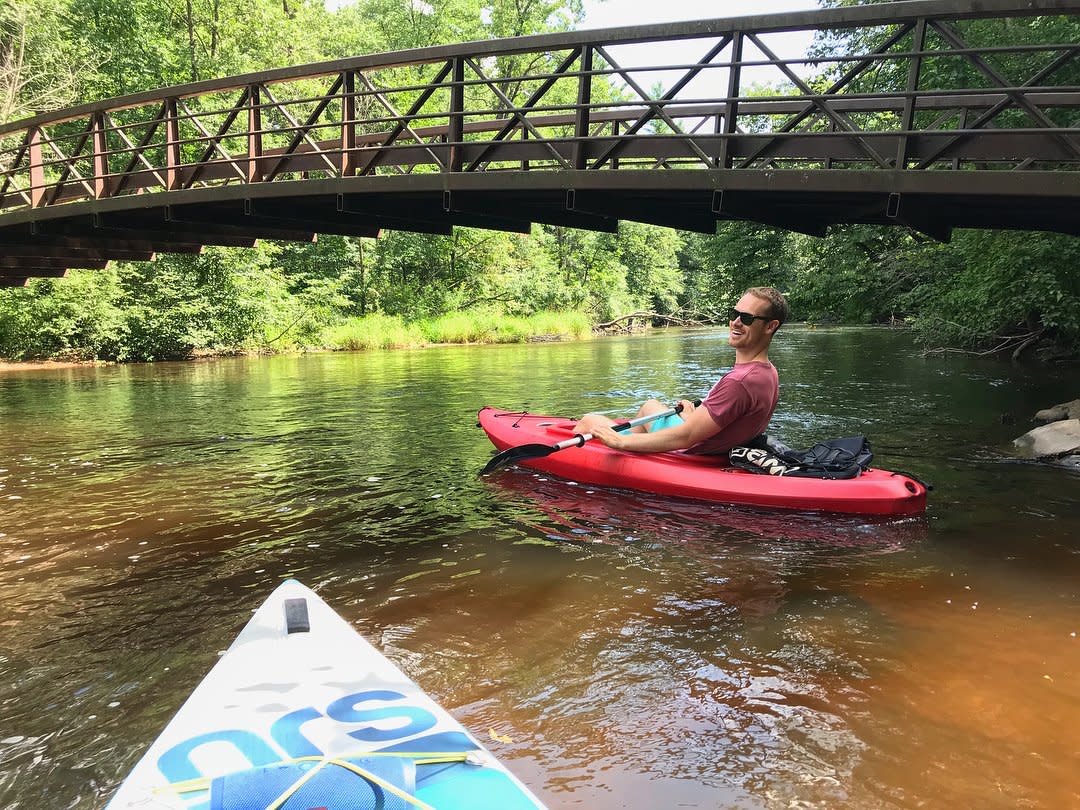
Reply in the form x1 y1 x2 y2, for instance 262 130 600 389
484 467 929 551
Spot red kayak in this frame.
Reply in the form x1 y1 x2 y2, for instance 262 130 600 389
478 407 927 516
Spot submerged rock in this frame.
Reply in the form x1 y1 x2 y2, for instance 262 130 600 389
1013 419 1080 459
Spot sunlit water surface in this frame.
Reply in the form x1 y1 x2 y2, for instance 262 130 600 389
1 327 1078 809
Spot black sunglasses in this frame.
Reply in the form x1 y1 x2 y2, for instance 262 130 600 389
728 308 773 326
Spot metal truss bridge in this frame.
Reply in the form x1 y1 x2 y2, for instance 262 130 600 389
0 0 1077 286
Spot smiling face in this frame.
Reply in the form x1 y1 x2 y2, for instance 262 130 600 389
727 292 778 354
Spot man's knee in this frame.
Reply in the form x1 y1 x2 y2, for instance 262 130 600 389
637 398 666 417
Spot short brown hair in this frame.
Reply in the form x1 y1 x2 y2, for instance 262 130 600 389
746 287 790 326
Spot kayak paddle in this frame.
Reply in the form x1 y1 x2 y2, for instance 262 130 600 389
480 400 700 475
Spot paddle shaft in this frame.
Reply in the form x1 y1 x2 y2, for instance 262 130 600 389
552 401 692 451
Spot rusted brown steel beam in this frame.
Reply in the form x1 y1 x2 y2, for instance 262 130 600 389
567 189 717 234
0 256 108 270
97 208 316 243
202 200 383 239
247 84 264 184
573 46 592 172
717 30 743 169
445 190 618 232
36 219 258 249
448 58 465 174
0 233 202 254
340 71 358 177
0 243 154 261
896 18 928 170
0 267 67 278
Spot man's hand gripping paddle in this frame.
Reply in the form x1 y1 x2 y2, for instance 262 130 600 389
480 400 700 475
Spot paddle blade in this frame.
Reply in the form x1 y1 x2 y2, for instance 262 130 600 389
480 443 556 475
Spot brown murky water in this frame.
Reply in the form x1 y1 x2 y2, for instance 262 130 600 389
1 327 1078 808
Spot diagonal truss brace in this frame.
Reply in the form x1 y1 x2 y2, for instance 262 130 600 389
39 121 97 205
921 20 1080 165
358 60 455 176
182 90 252 186
745 32 892 169
590 37 732 170
737 23 913 169
464 48 583 172
110 106 169 194
464 56 573 170
259 81 342 179
262 75 345 182
356 72 447 172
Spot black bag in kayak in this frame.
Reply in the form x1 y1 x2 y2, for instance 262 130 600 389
728 434 873 480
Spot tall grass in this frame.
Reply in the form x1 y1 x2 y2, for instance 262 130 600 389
320 309 591 350
321 314 425 350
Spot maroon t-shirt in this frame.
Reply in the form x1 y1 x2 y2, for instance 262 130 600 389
686 361 779 455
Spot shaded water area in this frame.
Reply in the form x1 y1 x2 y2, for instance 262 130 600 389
1 326 1078 809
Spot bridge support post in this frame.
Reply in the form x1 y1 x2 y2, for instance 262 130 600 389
92 113 110 199
28 127 46 208
896 18 927 170
574 46 593 170
718 32 743 169
165 98 182 191
449 57 465 173
247 84 264 183
341 70 357 177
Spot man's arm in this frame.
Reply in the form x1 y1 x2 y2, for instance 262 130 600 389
592 404 720 452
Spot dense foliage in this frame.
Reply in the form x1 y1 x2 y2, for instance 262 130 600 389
0 0 1077 362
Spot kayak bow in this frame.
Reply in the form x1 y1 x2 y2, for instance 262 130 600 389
106 579 545 810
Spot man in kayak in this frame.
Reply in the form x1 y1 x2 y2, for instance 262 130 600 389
576 286 788 455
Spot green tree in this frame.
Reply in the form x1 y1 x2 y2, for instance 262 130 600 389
1 0 88 124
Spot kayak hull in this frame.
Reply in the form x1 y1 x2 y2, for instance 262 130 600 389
478 407 927 516
106 579 544 809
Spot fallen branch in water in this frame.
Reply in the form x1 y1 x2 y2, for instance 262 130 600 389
921 327 1045 359
595 311 702 332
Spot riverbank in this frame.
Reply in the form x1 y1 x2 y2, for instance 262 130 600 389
0 359 106 373
0 308 596 365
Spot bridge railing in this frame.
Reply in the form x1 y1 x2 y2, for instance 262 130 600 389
0 0 1077 214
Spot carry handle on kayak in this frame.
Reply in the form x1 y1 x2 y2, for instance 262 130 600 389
480 399 701 475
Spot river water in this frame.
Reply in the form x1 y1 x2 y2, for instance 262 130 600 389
1 326 1078 809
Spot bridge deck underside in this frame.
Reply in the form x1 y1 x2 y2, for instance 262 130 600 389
0 172 1074 286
